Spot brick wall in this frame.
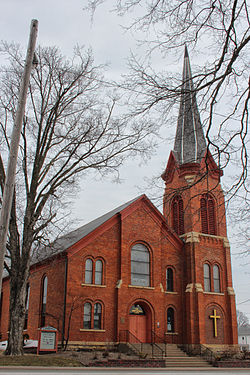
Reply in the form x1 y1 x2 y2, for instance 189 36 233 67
0 188 237 347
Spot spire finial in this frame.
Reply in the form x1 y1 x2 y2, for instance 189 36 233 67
184 45 189 58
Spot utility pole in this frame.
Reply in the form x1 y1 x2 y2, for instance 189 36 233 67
0 19 38 293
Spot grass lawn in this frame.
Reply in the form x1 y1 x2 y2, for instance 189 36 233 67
0 353 83 367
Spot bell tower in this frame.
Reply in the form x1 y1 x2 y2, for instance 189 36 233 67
162 47 238 347
162 46 227 237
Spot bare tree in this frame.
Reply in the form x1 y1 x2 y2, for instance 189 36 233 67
86 0 249 191
85 0 250 250
237 309 250 327
0 43 157 355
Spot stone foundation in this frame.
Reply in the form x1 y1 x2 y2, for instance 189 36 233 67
90 359 165 367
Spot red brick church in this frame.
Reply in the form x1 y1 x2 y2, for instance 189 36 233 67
0 48 238 349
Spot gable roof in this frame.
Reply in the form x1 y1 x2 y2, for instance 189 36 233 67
3 194 183 280
2 193 184 283
32 192 183 265
31 195 143 264
238 325 250 335
51 195 140 252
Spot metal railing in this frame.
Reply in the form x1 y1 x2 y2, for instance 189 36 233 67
151 330 166 358
119 329 166 359
178 343 217 365
200 344 217 365
119 330 144 357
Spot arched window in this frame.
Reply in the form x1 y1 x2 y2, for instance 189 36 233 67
167 307 175 332
40 276 48 327
95 260 103 285
204 264 211 292
131 243 150 287
172 195 184 235
94 303 102 329
83 303 92 329
200 194 216 235
85 259 93 284
213 265 220 293
83 302 103 330
24 283 30 330
166 268 174 291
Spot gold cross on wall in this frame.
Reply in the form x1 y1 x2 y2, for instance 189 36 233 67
209 309 221 337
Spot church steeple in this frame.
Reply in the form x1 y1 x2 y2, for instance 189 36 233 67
173 47 207 165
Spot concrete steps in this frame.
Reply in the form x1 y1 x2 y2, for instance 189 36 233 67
127 343 212 368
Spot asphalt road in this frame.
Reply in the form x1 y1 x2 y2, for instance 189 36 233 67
0 369 250 375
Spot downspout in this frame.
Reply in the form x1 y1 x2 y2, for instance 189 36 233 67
62 255 68 347
115 213 122 343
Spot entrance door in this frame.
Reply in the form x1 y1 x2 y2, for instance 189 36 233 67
129 304 147 343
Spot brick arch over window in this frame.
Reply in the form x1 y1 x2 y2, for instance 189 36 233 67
172 195 184 235
200 193 217 235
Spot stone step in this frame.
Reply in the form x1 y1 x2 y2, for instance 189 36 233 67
151 356 210 363
166 358 211 362
126 343 212 368
165 363 212 368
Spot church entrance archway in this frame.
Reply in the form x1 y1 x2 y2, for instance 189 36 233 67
129 302 152 343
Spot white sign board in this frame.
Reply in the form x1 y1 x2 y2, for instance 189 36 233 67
40 331 56 350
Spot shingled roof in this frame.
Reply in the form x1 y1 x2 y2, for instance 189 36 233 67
173 46 207 165
30 195 143 264
238 325 250 335
2 195 144 279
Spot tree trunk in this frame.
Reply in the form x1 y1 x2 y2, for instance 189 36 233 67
5 271 27 355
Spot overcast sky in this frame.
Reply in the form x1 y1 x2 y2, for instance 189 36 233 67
1 0 250 320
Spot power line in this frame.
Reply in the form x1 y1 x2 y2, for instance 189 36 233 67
238 298 250 305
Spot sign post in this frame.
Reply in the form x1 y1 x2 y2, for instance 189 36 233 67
37 326 58 354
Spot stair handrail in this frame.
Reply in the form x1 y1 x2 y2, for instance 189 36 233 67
200 344 217 364
151 330 165 358
119 330 144 357
178 343 216 365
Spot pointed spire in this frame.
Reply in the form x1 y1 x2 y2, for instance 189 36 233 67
173 47 207 165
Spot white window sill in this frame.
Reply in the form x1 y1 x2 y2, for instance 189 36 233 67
165 332 178 335
165 291 178 295
80 329 105 332
128 285 155 290
81 283 106 288
203 291 224 296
